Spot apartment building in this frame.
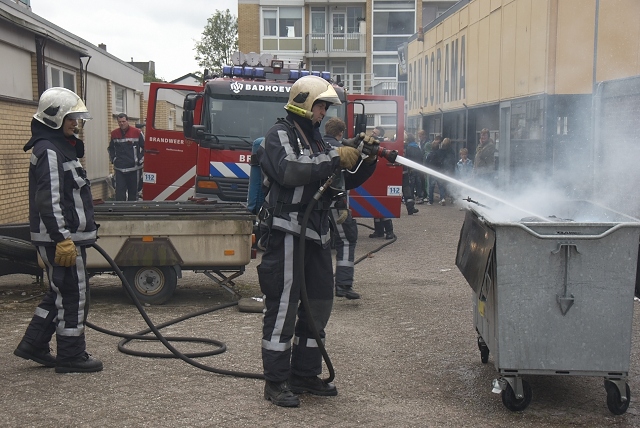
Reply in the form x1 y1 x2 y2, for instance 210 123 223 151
237 0 455 95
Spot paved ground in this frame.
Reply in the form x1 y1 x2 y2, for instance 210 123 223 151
1 201 640 427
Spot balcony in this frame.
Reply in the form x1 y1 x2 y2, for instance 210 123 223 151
333 73 374 95
305 33 366 57
372 81 408 98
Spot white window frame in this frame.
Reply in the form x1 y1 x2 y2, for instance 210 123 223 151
115 85 127 115
261 7 304 52
45 63 76 92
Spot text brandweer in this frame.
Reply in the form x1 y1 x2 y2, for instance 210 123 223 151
149 137 184 144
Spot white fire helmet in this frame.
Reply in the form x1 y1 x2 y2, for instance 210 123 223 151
284 75 341 120
33 87 92 129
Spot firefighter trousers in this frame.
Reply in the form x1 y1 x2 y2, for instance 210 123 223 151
20 245 90 360
330 208 357 288
258 229 334 382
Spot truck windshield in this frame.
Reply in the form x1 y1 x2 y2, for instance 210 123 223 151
202 94 346 149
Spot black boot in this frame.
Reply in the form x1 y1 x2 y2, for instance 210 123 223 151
369 219 385 238
406 201 419 215
14 340 56 367
335 285 361 300
264 380 300 407
289 374 338 396
383 220 395 239
55 352 103 374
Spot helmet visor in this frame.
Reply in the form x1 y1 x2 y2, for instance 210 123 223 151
66 111 93 121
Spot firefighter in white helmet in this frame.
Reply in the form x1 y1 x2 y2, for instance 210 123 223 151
255 75 377 407
14 87 103 373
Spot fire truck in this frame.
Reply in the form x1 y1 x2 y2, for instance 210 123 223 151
143 54 405 218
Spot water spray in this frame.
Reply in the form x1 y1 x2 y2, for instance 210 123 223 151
342 135 550 220
393 156 554 220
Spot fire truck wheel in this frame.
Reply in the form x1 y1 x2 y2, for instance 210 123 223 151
123 266 177 305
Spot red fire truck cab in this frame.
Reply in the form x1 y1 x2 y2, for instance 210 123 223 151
143 57 404 217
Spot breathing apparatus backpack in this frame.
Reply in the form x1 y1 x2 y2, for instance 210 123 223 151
247 137 265 215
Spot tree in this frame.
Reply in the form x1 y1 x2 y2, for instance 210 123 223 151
194 10 238 75
143 70 165 83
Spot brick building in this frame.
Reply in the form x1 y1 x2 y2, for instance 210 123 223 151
0 0 145 224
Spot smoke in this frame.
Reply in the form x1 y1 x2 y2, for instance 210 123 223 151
445 166 640 224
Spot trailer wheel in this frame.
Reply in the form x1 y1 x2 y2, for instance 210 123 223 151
0 235 37 261
501 380 532 412
123 266 177 305
605 381 630 415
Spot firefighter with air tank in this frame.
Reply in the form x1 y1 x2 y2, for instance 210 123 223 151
254 75 379 407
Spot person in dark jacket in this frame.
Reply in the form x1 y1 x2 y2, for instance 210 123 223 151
323 117 361 300
108 113 144 201
403 133 421 215
14 87 102 373
425 139 444 205
438 138 457 205
255 75 376 407
368 127 395 239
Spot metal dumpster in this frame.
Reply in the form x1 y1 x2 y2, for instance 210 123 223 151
456 200 640 414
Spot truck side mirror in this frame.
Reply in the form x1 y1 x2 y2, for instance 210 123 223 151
191 125 206 139
354 113 368 135
183 92 202 140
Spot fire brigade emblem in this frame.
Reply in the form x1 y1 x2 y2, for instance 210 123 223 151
230 81 244 94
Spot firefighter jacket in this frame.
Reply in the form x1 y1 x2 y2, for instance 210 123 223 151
108 125 144 172
23 119 98 246
256 113 375 246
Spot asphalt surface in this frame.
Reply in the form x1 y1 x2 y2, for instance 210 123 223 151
1 201 640 427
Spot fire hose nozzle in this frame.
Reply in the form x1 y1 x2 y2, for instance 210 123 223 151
341 134 397 163
377 148 398 163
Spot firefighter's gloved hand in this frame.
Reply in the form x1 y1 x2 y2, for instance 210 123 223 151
342 132 365 151
337 146 360 169
335 209 349 225
362 135 379 164
55 238 77 267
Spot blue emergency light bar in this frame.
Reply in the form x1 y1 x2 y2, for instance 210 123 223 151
222 64 331 82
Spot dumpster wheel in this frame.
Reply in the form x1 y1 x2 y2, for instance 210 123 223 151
604 379 631 415
477 336 489 364
501 379 532 412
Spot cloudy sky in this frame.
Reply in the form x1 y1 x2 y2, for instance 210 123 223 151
30 0 237 81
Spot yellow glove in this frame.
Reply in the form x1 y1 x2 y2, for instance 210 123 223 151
362 135 379 164
336 146 360 169
54 238 77 267
335 209 349 225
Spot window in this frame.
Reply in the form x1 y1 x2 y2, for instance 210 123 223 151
373 63 397 79
310 60 327 72
333 14 345 35
263 10 277 36
262 7 303 51
45 64 75 91
380 115 396 127
279 7 302 38
347 7 364 33
374 11 415 35
311 10 325 34
372 0 414 85
115 85 126 114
